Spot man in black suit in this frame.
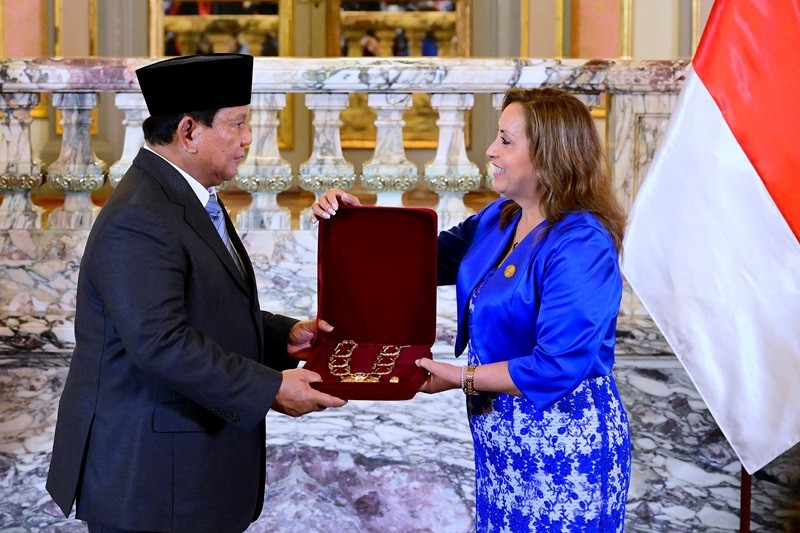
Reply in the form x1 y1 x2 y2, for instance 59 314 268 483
46 54 346 532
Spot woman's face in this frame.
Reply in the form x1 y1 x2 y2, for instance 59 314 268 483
486 102 539 206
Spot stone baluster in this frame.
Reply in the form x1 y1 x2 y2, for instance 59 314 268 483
433 28 456 57
233 93 292 230
0 93 45 229
406 28 425 56
375 28 396 57
46 93 106 230
298 93 355 230
609 92 679 316
361 93 417 207
343 29 363 57
424 93 480 231
108 93 147 188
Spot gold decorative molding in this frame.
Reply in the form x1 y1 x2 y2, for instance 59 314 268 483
591 94 608 120
89 0 97 56
31 94 50 120
519 0 529 56
148 0 165 58
54 0 62 56
456 0 471 57
691 0 701 53
555 0 564 58
620 0 633 58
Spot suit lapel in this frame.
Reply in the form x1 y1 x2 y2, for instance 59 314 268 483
134 149 251 293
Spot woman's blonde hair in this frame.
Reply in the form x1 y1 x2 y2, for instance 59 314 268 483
498 88 626 255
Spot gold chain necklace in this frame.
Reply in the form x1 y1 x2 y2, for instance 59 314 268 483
329 340 409 383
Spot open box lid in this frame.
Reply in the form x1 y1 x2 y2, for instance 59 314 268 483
306 205 438 401
315 205 438 346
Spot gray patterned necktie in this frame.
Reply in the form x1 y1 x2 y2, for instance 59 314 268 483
205 193 243 276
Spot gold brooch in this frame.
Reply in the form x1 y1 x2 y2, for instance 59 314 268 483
504 264 516 278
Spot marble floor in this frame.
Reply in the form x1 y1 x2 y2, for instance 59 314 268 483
2 319 800 532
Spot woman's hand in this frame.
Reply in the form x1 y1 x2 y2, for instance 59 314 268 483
416 358 461 394
287 319 333 360
310 188 362 222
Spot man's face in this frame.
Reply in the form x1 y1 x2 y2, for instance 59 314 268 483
192 105 252 187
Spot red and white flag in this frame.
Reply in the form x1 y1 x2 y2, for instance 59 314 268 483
622 0 800 474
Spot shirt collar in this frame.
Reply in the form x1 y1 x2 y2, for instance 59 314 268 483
143 144 214 206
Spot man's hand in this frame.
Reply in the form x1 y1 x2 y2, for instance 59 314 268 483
287 319 333 360
272 368 347 417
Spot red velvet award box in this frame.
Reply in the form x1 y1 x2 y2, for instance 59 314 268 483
307 205 438 400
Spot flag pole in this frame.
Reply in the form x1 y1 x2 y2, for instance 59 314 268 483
740 465 751 532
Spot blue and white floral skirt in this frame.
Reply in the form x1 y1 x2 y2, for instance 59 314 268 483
466 358 631 532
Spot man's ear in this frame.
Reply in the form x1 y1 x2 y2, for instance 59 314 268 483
176 115 201 154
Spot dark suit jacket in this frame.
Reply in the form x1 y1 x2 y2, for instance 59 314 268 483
46 149 298 532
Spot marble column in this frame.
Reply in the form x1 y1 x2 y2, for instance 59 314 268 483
46 93 106 230
108 93 147 188
608 92 679 316
0 93 44 229
361 93 418 207
423 93 480 231
234 93 293 230
298 93 355 230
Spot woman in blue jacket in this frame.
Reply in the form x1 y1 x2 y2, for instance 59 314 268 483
313 87 631 532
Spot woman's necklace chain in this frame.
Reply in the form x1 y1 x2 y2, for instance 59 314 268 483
513 215 544 250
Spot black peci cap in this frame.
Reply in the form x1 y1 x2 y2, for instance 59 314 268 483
136 53 253 116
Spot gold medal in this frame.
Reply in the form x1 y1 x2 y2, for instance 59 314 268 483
504 264 516 278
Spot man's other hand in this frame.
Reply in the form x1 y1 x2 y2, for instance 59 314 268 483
272 368 346 417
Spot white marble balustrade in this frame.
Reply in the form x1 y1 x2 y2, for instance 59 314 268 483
0 57 687 231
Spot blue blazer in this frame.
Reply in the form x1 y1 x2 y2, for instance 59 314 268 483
47 149 298 532
439 198 621 410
